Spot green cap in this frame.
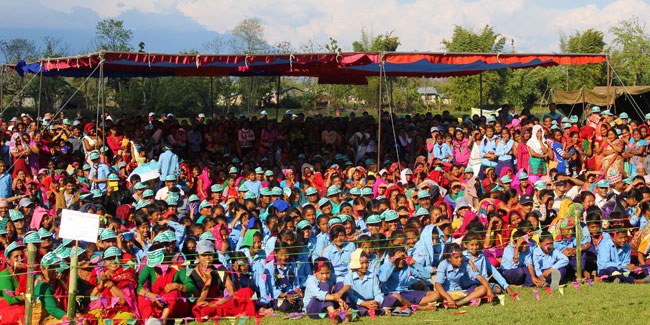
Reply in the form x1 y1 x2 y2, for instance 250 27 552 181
534 181 546 190
602 110 613 116
500 175 512 184
89 152 100 160
366 215 382 224
255 167 264 174
350 187 361 196
518 172 528 180
414 207 430 217
596 179 610 188
188 194 200 202
62 119 71 126
417 191 431 199
211 184 223 192
328 217 342 228
318 197 330 208
238 183 248 192
491 185 505 193
199 232 216 241
326 185 341 196
100 228 117 241
382 210 399 222
361 187 373 196
199 200 213 210
260 188 272 196
9 210 24 221
146 248 166 267
143 189 154 197
166 196 179 206
103 246 122 260
164 175 176 182
41 252 62 268
108 173 120 181
244 191 257 200
570 115 578 123
38 228 53 239
134 182 147 190
271 187 283 196
297 220 311 230
283 187 292 197
228 167 238 174
305 187 318 196
265 170 274 177
23 231 42 244
82 164 91 171
591 106 601 113
4 241 25 258
91 189 103 198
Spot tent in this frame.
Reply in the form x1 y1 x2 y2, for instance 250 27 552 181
552 86 650 121
9 51 606 80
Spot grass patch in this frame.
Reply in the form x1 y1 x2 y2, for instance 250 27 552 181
186 282 650 324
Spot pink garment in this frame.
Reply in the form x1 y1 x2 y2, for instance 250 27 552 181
197 168 212 200
516 141 530 171
453 210 478 238
372 178 388 198
452 138 470 166
30 206 49 230
212 223 231 251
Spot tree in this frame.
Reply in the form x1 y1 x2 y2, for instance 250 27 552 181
93 19 133 51
203 37 225 54
0 38 38 63
439 25 507 109
609 17 650 86
231 18 269 54
559 29 606 90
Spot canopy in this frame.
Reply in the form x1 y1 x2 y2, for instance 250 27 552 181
9 51 606 80
553 86 650 120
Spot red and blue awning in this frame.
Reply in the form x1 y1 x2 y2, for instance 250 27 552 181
9 51 606 80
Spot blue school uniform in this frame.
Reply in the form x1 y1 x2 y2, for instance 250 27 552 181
552 224 591 253
297 237 317 285
377 260 428 294
313 232 330 261
242 247 273 305
410 225 442 277
435 258 478 292
322 242 356 280
532 245 569 277
596 235 631 272
344 270 384 305
267 262 301 300
463 251 510 289
367 253 388 278
629 210 648 230
303 274 335 312
500 243 533 271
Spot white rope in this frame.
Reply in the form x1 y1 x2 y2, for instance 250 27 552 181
0 69 40 117
6 60 104 171
607 60 646 118
380 56 402 172
289 53 295 71
196 54 201 68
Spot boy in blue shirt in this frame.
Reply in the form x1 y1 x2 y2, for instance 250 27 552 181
343 248 387 316
462 232 515 297
597 230 650 284
532 232 569 290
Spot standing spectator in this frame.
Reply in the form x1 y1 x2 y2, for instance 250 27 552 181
158 145 180 183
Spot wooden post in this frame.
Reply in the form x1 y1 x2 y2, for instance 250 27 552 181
575 215 582 281
606 56 611 110
24 242 37 325
66 241 79 319
0 65 4 113
36 61 43 128
276 76 280 121
479 72 483 116
377 54 383 164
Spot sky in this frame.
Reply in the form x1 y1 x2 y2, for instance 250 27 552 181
2 0 650 57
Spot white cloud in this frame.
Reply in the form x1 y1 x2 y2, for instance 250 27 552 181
32 0 650 52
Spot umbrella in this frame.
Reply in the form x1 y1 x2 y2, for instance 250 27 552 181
128 160 160 183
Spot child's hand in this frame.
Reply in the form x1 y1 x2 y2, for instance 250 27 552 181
506 287 515 297
445 299 458 309
486 288 495 303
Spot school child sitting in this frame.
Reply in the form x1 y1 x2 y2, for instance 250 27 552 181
597 229 650 284
303 258 351 322
322 225 356 281
501 230 535 287
378 246 438 314
462 232 514 296
410 224 442 283
268 241 304 312
532 231 569 290
434 243 493 308
343 248 386 317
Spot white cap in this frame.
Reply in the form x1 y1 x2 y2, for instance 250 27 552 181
148 112 155 117
198 113 205 118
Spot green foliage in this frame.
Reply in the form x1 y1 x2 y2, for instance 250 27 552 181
439 25 507 109
94 19 133 51
231 18 269 54
0 38 38 63
559 28 605 90
608 17 650 86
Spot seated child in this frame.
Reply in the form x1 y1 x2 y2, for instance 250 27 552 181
343 248 386 317
532 231 569 290
500 230 535 287
322 225 356 281
462 232 513 297
303 257 351 322
378 247 438 314
434 243 492 308
597 229 650 284
268 241 303 312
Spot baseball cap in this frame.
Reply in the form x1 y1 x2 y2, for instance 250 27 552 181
520 195 533 205
196 239 216 255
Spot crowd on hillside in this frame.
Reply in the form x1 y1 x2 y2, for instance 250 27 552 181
0 104 650 324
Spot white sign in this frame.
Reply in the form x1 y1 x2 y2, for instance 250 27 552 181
59 209 100 242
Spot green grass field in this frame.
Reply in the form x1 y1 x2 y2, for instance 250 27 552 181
186 282 650 324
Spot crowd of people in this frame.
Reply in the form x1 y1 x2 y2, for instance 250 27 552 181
0 104 650 324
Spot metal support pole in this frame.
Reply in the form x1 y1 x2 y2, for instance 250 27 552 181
479 72 483 116
210 77 214 118
100 60 106 152
36 61 43 128
377 55 383 164
24 242 36 325
66 241 79 319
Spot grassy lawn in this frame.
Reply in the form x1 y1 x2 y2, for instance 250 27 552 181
186 282 650 324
